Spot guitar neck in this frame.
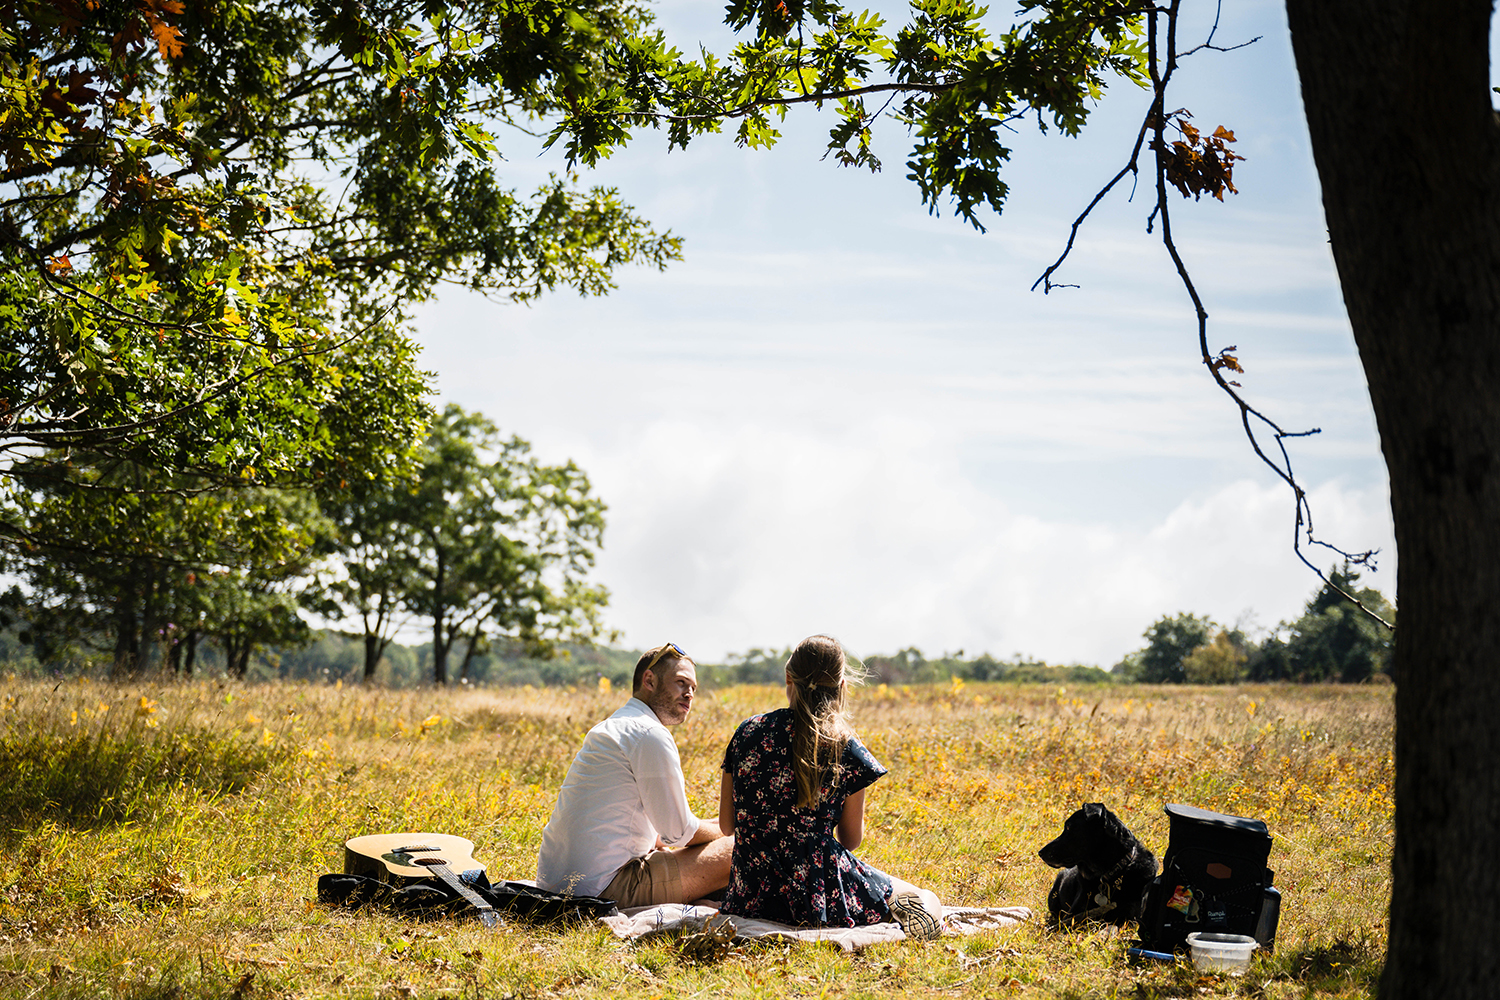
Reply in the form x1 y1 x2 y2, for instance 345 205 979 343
423 863 498 929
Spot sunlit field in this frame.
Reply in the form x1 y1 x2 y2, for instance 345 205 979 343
0 676 1391 998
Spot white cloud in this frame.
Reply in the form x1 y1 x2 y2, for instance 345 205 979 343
573 411 1393 665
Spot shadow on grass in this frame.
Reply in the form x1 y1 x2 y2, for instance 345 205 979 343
1277 937 1383 995
0 725 292 832
1119 936 1383 998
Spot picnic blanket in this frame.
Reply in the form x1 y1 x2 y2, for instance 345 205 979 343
600 903 1033 953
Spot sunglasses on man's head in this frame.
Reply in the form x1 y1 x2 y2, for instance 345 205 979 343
644 642 688 673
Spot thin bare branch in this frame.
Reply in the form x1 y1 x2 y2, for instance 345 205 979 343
1031 112 1154 293
1146 4 1392 631
1179 35 1261 58
1031 0 1393 631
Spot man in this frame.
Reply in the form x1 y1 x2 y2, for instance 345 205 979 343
536 643 732 906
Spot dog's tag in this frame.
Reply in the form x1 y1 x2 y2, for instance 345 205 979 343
1094 890 1112 909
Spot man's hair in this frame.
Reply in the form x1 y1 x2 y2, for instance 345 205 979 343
633 645 690 693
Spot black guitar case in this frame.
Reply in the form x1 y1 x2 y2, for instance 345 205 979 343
317 869 618 925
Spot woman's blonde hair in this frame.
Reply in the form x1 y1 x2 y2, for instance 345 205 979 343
786 635 862 809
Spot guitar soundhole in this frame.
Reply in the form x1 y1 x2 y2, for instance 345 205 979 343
413 858 447 867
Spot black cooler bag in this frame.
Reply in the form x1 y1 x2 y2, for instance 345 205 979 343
1137 803 1281 951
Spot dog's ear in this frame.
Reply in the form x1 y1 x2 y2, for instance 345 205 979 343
1099 805 1134 844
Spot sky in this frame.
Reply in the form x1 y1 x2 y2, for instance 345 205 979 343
408 0 1399 667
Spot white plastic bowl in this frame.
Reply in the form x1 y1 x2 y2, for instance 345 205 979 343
1186 932 1258 975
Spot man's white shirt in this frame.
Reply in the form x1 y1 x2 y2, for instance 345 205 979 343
535 697 700 897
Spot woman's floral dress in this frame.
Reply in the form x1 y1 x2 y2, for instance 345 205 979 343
719 708 894 926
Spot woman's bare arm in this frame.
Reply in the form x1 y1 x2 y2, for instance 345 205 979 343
837 787 866 849
718 770 736 837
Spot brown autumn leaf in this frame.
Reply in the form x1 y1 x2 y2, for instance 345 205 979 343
151 19 185 59
1210 347 1245 380
1152 111 1245 202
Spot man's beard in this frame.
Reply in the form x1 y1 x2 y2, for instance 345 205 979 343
647 685 686 724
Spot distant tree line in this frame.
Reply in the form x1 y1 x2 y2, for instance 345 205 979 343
1113 568 1396 684
0 405 610 684
691 646 1114 688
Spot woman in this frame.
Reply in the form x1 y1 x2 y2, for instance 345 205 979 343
717 635 943 936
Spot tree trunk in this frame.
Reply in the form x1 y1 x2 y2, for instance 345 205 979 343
183 630 198 676
112 565 141 678
139 568 161 674
459 629 482 682
224 635 251 679
431 551 449 686
364 632 382 681
1284 0 1500 993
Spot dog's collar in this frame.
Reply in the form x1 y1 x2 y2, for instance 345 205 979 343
1100 842 1141 883
1080 842 1139 882
1080 843 1140 919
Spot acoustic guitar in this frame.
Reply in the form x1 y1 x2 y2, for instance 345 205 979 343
344 832 500 928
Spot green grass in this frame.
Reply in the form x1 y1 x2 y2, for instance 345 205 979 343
0 677 1390 998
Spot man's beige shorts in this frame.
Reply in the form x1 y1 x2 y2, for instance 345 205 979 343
599 850 683 908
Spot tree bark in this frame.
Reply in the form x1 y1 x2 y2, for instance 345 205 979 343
1284 0 1500 993
112 564 140 678
459 628 482 682
139 569 161 674
364 632 382 681
224 635 251 679
431 549 449 686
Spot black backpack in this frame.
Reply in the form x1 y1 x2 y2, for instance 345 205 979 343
1136 803 1281 951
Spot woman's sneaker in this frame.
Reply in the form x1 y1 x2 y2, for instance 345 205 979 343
891 891 941 940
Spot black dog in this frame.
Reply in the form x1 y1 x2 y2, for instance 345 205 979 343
1038 802 1158 927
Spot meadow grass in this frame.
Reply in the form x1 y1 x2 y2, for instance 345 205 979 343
0 676 1391 998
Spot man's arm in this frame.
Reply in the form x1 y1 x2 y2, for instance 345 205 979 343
631 727 708 848
686 817 725 845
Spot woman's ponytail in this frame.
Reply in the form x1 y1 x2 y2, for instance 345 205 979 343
786 635 858 809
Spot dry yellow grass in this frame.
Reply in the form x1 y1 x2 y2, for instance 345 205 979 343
0 675 1391 998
